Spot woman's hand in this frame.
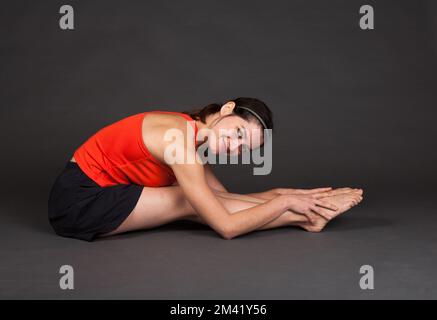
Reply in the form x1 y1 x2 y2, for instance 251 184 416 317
282 194 338 222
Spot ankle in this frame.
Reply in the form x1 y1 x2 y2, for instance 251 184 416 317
286 211 307 226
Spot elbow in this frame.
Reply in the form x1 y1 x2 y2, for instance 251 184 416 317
221 232 235 240
218 224 236 240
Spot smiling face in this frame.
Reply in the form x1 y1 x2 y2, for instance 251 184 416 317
207 107 264 156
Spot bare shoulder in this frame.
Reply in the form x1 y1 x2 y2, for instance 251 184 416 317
141 112 191 163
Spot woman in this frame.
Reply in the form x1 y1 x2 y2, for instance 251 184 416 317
48 97 363 241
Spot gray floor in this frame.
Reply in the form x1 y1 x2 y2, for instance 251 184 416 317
1 189 436 299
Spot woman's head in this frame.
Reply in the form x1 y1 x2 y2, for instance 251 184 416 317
185 97 273 155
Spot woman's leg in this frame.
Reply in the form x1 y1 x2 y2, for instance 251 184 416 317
102 186 304 237
102 186 362 237
103 186 194 236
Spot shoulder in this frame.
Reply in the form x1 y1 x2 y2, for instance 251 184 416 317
142 112 196 162
143 112 193 145
143 112 191 132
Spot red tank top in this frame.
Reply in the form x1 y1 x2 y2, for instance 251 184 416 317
73 111 198 187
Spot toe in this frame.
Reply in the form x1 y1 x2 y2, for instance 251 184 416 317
353 189 363 195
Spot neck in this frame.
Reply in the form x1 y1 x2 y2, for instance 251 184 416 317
194 112 221 131
194 113 222 144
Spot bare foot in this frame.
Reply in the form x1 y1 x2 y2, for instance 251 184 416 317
297 191 364 232
322 190 363 210
311 187 363 199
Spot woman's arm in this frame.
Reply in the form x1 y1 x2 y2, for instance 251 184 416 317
172 163 227 192
246 187 335 201
212 190 334 223
214 190 274 204
245 189 280 200
204 164 227 192
171 162 285 239
170 146 337 239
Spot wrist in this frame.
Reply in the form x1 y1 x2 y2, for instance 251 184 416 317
275 194 291 211
270 188 283 196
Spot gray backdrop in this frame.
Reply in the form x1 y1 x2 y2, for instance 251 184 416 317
1 0 436 299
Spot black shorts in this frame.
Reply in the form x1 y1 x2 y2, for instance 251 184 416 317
48 161 143 241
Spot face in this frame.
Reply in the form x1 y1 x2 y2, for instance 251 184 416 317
207 115 264 156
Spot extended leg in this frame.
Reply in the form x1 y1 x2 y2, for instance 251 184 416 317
102 186 362 237
102 186 303 237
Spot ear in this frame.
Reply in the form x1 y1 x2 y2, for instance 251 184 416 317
220 101 236 116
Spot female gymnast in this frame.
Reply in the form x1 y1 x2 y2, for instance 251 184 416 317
48 97 363 241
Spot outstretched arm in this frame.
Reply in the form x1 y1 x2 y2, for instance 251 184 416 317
211 190 324 224
204 164 227 192
245 187 337 201
170 146 337 239
171 162 285 239
173 163 227 192
187 192 310 231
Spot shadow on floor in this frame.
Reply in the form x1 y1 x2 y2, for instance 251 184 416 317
325 215 394 231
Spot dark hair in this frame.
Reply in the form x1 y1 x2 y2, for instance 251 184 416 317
184 97 273 131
